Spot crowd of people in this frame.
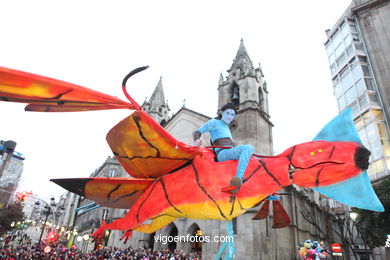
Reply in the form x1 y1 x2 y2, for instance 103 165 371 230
0 244 201 260
298 240 331 260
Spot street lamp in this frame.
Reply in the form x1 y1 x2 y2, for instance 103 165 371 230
350 212 358 221
35 197 64 252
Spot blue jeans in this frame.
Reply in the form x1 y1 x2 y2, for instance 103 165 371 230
216 144 254 179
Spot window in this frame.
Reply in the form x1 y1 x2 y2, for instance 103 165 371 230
350 24 358 33
333 31 343 47
355 117 364 130
344 34 352 46
365 78 375 90
355 79 365 97
362 110 373 124
326 44 333 56
358 95 368 111
369 160 385 179
345 86 356 105
372 142 384 160
334 82 343 98
369 92 380 106
377 122 389 139
350 101 359 117
335 43 344 58
358 128 369 149
346 44 354 57
372 109 384 121
366 122 377 140
367 164 377 180
362 65 371 77
351 63 361 81
340 70 353 92
366 123 383 159
341 23 349 36
336 53 346 67
359 56 368 63
352 33 360 42
355 42 364 51
338 96 346 111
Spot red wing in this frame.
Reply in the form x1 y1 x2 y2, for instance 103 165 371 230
51 177 153 209
0 66 135 112
272 200 291 228
107 110 200 179
252 200 270 220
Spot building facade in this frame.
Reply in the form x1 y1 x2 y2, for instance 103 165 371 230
0 140 25 208
324 0 390 182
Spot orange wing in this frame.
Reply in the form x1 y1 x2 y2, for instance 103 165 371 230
51 177 153 209
0 66 135 112
107 110 200 179
1 66 200 178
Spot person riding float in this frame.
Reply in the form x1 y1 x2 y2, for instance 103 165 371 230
192 103 254 193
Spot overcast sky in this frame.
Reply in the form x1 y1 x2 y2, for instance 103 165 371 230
0 0 351 200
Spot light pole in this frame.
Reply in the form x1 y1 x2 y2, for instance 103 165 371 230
34 197 64 252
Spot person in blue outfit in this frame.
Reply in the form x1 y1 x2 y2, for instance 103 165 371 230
192 103 254 193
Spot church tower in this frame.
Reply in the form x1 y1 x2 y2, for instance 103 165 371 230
218 39 273 154
142 77 170 126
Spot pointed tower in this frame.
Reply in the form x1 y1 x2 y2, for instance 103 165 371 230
142 77 170 126
218 39 273 154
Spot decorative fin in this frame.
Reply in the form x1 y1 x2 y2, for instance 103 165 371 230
271 200 291 228
314 172 384 211
313 108 361 143
312 108 384 212
252 200 270 220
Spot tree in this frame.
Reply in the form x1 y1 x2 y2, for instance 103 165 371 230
301 208 362 259
0 201 25 232
353 178 390 248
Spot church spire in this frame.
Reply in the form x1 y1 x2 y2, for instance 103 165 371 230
142 76 170 126
231 38 254 72
149 76 166 107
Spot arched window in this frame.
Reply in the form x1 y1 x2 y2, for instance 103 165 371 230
168 225 178 252
258 87 264 110
230 82 239 106
187 223 203 257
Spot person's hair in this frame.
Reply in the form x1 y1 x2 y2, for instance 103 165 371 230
216 103 237 119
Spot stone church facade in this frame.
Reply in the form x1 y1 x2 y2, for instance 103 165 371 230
62 40 378 259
